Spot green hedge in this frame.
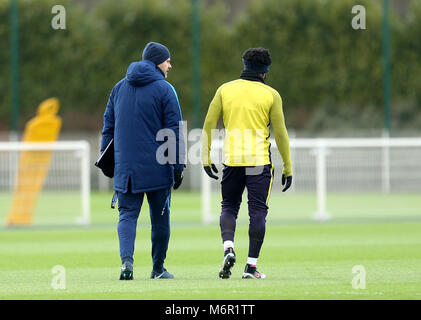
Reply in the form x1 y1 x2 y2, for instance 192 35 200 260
0 0 420 132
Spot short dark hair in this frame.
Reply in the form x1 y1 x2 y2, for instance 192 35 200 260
242 47 272 66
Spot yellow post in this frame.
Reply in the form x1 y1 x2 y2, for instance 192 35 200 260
6 98 62 226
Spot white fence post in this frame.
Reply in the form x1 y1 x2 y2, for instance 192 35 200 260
201 168 213 224
77 141 91 226
8 132 19 192
313 140 330 221
382 131 391 193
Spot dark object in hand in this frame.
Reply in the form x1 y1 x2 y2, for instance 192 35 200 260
95 139 114 178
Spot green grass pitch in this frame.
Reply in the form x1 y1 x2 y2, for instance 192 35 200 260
0 191 421 299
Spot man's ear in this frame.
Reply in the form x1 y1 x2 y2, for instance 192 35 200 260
261 73 267 79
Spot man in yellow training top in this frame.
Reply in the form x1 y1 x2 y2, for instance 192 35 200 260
201 47 293 279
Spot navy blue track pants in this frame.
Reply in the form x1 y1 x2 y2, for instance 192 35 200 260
220 165 274 258
117 187 171 273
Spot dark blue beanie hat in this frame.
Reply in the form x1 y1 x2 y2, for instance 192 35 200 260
142 42 170 65
242 58 270 73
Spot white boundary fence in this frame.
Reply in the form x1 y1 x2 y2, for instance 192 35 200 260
0 141 91 226
201 137 421 224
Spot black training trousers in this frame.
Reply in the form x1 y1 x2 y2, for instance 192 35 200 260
219 164 274 258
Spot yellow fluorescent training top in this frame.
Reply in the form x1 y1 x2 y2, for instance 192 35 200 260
201 79 292 177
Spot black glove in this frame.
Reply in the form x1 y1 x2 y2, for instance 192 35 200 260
203 163 219 180
173 169 183 190
282 174 292 192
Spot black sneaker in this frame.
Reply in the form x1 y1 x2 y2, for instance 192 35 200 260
150 268 174 279
119 261 133 280
242 263 266 279
219 248 236 279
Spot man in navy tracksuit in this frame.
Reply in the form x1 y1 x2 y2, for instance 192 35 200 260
101 42 185 280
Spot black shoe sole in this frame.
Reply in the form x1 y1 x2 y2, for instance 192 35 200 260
120 271 133 280
219 253 236 279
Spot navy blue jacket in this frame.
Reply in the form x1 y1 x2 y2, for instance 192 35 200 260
101 60 185 193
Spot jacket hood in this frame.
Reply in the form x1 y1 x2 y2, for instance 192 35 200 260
126 60 164 86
